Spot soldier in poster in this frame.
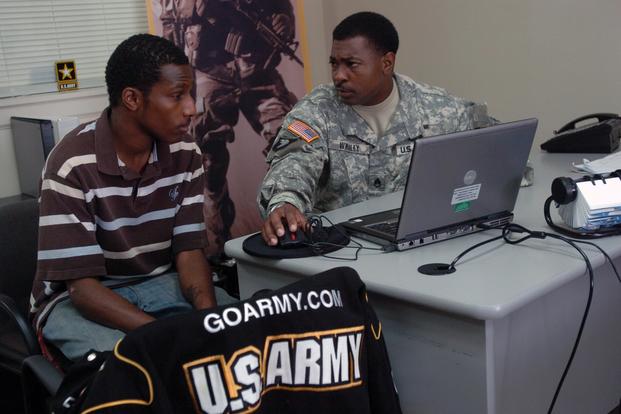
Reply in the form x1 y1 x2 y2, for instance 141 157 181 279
159 0 301 259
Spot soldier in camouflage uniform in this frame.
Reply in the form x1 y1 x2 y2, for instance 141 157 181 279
258 12 495 246
160 0 298 255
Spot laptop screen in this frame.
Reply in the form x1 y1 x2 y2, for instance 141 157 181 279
396 118 537 239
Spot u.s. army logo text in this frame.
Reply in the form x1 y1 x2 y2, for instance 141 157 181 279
183 326 364 413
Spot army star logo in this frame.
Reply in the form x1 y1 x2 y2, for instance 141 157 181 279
55 60 78 92
58 64 73 80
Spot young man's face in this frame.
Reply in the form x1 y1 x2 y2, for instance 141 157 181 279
140 63 196 143
329 36 394 106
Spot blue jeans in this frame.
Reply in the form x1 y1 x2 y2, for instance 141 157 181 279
43 272 235 361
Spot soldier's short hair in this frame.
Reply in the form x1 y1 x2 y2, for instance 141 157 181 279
332 12 399 55
105 33 189 107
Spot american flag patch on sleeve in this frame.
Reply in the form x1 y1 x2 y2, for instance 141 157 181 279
287 120 319 143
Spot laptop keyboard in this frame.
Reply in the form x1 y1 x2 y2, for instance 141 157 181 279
367 220 398 235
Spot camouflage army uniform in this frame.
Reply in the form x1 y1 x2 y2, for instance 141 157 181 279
160 0 297 253
258 73 494 217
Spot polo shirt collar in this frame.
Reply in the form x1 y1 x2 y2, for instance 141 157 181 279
94 108 172 177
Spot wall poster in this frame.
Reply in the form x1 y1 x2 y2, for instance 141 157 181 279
146 0 310 260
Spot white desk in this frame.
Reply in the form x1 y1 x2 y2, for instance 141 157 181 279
225 151 621 414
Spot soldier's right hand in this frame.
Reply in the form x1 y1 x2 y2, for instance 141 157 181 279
271 13 294 40
262 203 308 246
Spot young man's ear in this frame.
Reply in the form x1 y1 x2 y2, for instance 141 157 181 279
382 52 396 74
121 87 144 112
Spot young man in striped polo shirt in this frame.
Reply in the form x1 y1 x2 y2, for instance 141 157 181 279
30 34 234 362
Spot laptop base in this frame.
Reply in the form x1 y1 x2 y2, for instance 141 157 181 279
346 213 514 252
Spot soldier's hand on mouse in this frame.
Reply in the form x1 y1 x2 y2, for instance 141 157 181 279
262 202 307 246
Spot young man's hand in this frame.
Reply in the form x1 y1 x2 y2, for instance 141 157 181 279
66 278 155 332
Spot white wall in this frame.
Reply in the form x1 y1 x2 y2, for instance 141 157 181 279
297 0 328 87
319 0 621 145
0 88 107 197
2 0 620 196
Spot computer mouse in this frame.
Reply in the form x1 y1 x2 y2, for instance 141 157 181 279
278 228 308 248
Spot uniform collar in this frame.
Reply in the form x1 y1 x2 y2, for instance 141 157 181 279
393 74 424 140
339 100 378 146
338 74 424 146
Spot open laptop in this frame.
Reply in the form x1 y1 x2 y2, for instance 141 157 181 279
341 118 538 251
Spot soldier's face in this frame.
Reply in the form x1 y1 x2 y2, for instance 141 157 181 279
140 64 196 143
330 36 395 106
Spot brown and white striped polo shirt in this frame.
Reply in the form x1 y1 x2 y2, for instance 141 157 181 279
30 108 206 330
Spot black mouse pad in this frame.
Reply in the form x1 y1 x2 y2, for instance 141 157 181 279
242 225 350 259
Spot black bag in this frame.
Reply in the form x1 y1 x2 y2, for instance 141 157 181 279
540 113 621 153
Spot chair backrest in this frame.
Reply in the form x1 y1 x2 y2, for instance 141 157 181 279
53 267 403 414
0 197 39 314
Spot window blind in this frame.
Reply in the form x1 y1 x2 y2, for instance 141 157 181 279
0 0 148 98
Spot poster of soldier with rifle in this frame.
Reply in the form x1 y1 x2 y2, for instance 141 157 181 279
147 0 308 262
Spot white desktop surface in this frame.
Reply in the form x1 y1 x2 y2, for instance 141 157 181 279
226 151 617 319
225 150 621 414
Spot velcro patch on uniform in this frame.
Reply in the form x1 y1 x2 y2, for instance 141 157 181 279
273 137 295 151
329 140 370 154
287 119 319 143
396 143 414 155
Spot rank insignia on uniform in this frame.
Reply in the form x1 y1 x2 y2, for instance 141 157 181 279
55 60 78 92
287 119 319 143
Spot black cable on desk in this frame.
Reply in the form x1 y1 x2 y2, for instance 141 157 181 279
304 215 384 261
447 233 504 271
538 232 593 414
445 223 606 414
571 239 621 284
327 216 620 411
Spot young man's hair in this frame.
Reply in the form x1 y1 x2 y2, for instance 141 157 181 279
332 12 399 54
105 33 189 107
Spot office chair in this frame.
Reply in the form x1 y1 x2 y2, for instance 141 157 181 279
51 267 403 413
0 198 63 412
0 198 40 371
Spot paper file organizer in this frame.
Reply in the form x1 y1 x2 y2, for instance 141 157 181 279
558 174 621 229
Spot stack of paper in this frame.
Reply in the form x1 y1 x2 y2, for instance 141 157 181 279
573 151 621 174
558 177 621 229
